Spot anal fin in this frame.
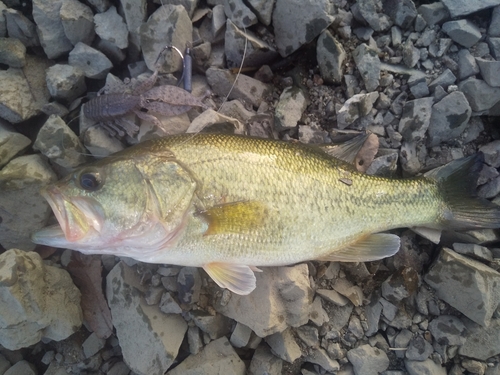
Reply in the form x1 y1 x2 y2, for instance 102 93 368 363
203 262 257 295
318 233 401 262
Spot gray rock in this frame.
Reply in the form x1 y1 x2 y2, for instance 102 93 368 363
441 0 500 17
487 37 500 59
32 0 73 59
177 267 201 304
337 92 379 129
453 243 493 262
398 97 433 142
410 81 430 98
206 68 271 107
0 249 82 350
249 344 283 375
230 322 252 348
480 140 500 168
33 115 88 169
382 0 417 29
106 262 187 375
224 20 278 69
427 91 471 147
215 264 312 337
120 0 146 60
406 335 433 361
317 289 350 306
391 26 402 46
428 68 456 92
400 141 421 175
405 358 447 375
82 333 106 358
309 296 329 326
0 68 38 123
275 86 308 130
381 274 410 303
82 125 125 158
210 4 226 39
490 6 500 36
458 78 500 111
458 49 480 80
353 43 381 91
358 0 392 32
306 347 340 373
476 58 500 87
4 360 36 375
46 64 86 102
159 291 182 314
247 0 275 26
317 30 346 84
424 248 500 327
60 0 94 46
442 20 482 48
0 2 6 37
333 278 364 306
0 37 25 68
0 121 31 168
428 315 466 346
22 55 51 113
348 316 364 339
353 27 374 41
0 155 57 250
224 0 257 28
94 6 128 50
167 336 245 375
459 318 500 360
402 40 420 68
88 0 111 12
273 0 334 57
139 5 192 73
4 8 40 47
68 42 113 79
417 2 450 26
347 344 390 375
414 14 426 32
190 311 232 340
394 329 412 358
265 328 302 363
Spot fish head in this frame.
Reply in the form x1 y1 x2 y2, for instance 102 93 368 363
32 152 197 259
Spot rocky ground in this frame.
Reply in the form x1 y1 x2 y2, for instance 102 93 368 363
1 0 500 374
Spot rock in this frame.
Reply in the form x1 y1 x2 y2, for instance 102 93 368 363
479 140 500 168
265 328 302 363
249 344 283 375
120 0 146 59
453 243 493 262
82 126 125 158
337 92 379 129
0 121 31 168
458 49 480 80
46 64 86 102
94 6 128 50
382 0 417 29
273 0 335 57
405 358 447 375
60 0 95 46
317 289 350 306
459 318 500 360
424 248 500 327
428 68 456 92
317 30 347 84
333 278 364 306
428 315 466 346
405 335 433 361
159 291 182 314
82 333 106 358
206 67 271 108
68 42 113 79
353 43 381 91
357 0 392 32
274 86 308 130
224 20 278 69
394 329 412 358
458 78 500 112
224 0 257 28
3 9 40 47
0 155 57 250
4 360 36 375
0 68 38 123
106 262 188 375
309 296 329 326
476 58 500 87
402 40 420 68
441 0 500 17
33 115 89 169
347 344 390 375
230 322 253 348
427 91 471 147
190 311 232 340
167 336 245 375
398 97 433 142
0 37 25 68
0 249 82 350
32 0 73 59
247 0 274 26
490 6 500 36
177 267 201 304
488 37 500 59
442 20 482 48
462 359 487 374
306 347 340 373
418 2 449 26
215 264 312 337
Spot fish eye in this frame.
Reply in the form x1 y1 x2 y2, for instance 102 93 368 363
78 170 102 191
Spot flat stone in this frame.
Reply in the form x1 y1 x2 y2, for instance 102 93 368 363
0 155 57 250
402 40 419 68
4 9 40 47
347 344 390 375
189 311 232 340
247 0 274 26
453 243 493 262
488 37 500 59
405 358 447 375
441 0 500 17
273 0 334 57
106 262 187 375
418 2 449 26
68 42 113 79
167 337 245 375
382 0 417 29
353 43 381 91
46 64 86 102
458 49 480 80
405 335 433 361
4 360 36 375
489 5 500 36
60 0 95 46
214 264 312 337
82 333 106 358
82 125 125 158
394 329 412 358
317 30 346 84
317 289 350 306
274 86 308 130
442 20 482 48
458 78 500 112
428 315 466 346
0 249 82 350
424 248 500 327
409 81 430 98
224 0 257 28
309 296 329 326
476 58 500 87
428 68 456 92
94 6 128 49
120 0 146 59
0 121 31 168
459 318 500 360
249 344 283 375
159 291 182 314
0 68 38 123
333 277 365 307
265 328 302 363
337 92 379 129
357 0 392 32
177 267 201 304
398 97 433 142
230 322 252 348
0 37 25 68
306 347 340 373
480 140 500 168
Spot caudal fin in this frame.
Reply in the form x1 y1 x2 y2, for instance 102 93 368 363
425 153 500 230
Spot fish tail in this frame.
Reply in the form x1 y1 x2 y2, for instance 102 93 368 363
426 153 500 230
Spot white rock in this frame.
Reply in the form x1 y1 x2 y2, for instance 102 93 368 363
265 328 302 363
46 64 86 101
60 0 95 46
94 6 129 49
275 86 308 130
405 358 446 375
317 30 346 84
0 37 25 68
0 121 31 168
69 42 113 79
0 68 38 123
347 344 390 375
249 344 283 375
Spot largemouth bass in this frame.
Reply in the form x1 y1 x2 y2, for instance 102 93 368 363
32 134 500 294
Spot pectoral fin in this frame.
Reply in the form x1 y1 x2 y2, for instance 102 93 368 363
318 233 401 262
203 262 257 295
201 201 268 236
